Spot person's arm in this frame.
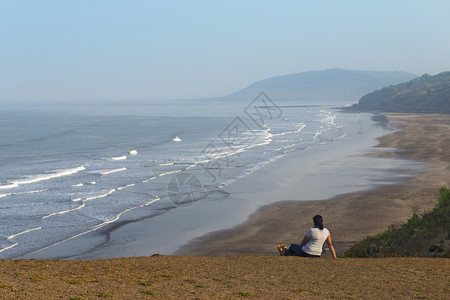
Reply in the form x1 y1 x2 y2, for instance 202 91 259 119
326 235 337 259
300 235 309 246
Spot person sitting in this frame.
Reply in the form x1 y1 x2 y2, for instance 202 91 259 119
277 215 337 259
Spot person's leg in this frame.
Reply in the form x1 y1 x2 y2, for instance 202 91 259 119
284 244 303 256
298 248 321 258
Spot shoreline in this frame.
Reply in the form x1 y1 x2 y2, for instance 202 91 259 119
18 113 449 259
177 113 450 256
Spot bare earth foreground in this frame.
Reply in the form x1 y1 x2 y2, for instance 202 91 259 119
0 257 449 299
1 114 450 299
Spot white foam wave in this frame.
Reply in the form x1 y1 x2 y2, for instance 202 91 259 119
72 183 84 187
94 197 161 225
85 189 116 201
143 176 157 183
0 183 19 190
319 110 337 127
117 183 135 191
173 136 182 142
313 130 324 140
42 202 86 219
275 143 297 151
128 150 138 156
0 166 85 190
26 197 161 256
111 155 127 161
7 227 42 240
86 181 97 185
158 170 182 177
0 243 18 253
100 168 127 175
272 124 306 137
0 189 47 199
158 162 175 166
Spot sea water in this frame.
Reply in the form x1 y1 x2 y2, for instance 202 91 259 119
0 98 417 258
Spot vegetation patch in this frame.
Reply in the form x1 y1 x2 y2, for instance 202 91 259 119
345 187 450 257
0 284 13 290
97 293 112 298
295 288 322 294
195 284 207 289
141 290 156 295
237 291 254 298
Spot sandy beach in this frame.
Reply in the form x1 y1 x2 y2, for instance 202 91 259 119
178 113 450 256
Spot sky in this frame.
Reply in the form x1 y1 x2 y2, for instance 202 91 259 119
1 0 450 103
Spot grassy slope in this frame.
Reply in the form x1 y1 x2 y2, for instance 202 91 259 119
344 187 450 258
0 256 449 299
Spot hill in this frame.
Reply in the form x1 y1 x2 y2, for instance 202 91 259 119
350 71 450 112
217 69 416 103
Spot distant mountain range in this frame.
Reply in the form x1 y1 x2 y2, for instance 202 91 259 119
215 69 417 103
350 71 450 113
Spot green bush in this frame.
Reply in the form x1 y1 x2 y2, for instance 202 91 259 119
344 187 450 257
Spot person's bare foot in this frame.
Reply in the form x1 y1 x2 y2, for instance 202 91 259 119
277 244 287 256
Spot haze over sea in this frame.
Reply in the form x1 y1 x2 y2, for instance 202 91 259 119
0 97 423 259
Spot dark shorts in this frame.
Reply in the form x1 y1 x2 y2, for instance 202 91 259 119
284 244 321 258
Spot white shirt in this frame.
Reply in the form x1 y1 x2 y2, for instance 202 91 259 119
302 227 330 256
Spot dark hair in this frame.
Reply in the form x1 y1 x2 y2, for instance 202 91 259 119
313 215 324 230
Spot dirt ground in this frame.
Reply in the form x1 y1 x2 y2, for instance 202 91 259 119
0 256 448 299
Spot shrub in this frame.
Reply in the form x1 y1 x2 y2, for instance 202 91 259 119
344 187 450 257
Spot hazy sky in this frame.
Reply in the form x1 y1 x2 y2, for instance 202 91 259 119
1 1 450 103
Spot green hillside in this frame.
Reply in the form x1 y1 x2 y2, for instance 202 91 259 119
350 71 450 112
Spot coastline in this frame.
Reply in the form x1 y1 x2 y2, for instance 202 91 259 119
18 113 449 259
177 113 450 256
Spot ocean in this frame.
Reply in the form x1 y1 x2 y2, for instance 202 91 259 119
0 96 420 259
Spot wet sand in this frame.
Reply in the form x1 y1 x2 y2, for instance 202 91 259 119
178 114 450 256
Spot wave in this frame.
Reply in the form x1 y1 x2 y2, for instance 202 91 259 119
94 197 161 225
272 124 306 137
313 130 324 140
25 197 161 257
0 166 85 190
128 150 138 156
0 189 47 199
72 183 84 187
0 183 19 190
275 143 297 152
7 227 42 240
117 183 135 191
85 189 116 201
43 187 121 220
111 155 127 161
143 176 157 183
320 110 337 126
158 170 182 177
157 162 175 166
0 243 18 253
42 202 86 219
100 168 127 175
